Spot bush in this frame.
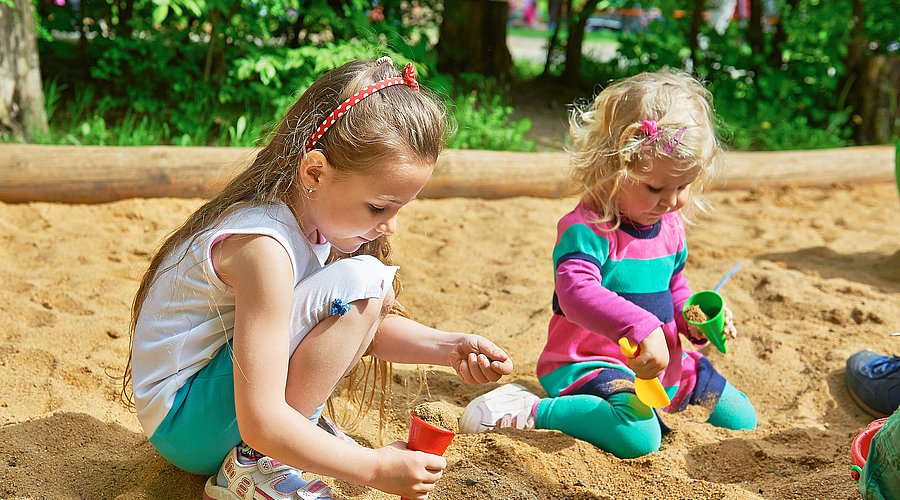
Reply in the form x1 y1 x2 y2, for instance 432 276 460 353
448 92 535 152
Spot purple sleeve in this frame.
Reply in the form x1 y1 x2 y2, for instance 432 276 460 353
555 259 663 345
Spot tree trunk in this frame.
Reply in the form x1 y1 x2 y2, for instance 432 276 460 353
0 0 48 140
747 0 764 90
848 55 900 145
747 0 763 60
843 0 866 83
436 0 512 79
542 0 568 78
769 0 798 68
687 0 705 73
839 0 899 144
562 0 600 82
118 0 134 38
204 9 221 82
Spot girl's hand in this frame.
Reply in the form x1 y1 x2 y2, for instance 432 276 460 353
448 334 514 384
370 442 446 499
628 328 669 380
685 306 738 342
722 305 737 339
684 323 705 343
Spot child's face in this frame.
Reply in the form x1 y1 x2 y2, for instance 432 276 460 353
310 161 433 253
617 157 699 226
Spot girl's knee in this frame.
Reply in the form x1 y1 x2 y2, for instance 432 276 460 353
707 383 757 430
543 393 661 458
609 419 662 458
603 394 661 457
315 256 396 322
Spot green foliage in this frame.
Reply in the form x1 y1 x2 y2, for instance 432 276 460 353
863 1 899 53
447 74 536 152
24 0 438 147
23 0 895 151
571 0 884 150
513 59 545 81
24 0 538 152
449 92 536 152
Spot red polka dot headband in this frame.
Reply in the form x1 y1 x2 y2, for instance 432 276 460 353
304 60 420 152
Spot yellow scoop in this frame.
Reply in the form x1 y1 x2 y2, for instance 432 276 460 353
618 338 671 409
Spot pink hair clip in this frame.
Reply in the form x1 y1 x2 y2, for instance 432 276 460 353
640 120 659 142
664 127 687 154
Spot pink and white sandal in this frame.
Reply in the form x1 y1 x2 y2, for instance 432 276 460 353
202 444 333 500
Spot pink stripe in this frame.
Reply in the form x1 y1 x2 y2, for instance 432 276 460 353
255 488 275 500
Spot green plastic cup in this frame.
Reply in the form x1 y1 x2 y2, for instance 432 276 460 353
683 290 727 353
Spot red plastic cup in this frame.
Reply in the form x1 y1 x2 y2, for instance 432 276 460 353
850 417 887 481
401 412 456 500
406 411 456 455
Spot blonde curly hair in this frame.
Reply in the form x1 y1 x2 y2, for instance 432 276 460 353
568 70 723 230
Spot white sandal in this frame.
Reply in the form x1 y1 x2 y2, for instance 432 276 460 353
202 444 333 500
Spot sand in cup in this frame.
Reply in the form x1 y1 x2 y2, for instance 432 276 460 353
407 412 456 455
683 289 727 353
402 402 458 500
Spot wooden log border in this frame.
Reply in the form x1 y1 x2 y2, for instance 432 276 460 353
0 144 894 204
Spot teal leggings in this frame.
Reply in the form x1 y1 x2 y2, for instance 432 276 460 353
534 382 756 458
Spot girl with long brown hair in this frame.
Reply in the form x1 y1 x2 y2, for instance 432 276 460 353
125 57 513 500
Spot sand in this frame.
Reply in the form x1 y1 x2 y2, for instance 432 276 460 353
412 402 460 433
1 181 898 499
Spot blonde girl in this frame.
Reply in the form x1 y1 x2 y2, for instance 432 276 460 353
124 57 513 500
460 70 756 458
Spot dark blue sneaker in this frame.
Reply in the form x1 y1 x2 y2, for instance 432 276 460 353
845 350 900 417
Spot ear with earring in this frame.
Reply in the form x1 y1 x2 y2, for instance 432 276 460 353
300 151 323 195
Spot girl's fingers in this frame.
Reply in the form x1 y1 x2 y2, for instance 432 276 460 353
473 359 494 383
491 358 514 376
467 365 488 384
456 359 475 383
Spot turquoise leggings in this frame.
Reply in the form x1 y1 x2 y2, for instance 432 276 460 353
535 381 756 459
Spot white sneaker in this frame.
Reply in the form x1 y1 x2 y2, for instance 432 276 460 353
202 443 333 500
459 383 540 434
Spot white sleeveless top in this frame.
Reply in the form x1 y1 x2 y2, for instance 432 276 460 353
132 202 332 436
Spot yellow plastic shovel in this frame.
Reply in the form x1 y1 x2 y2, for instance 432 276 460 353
618 338 671 409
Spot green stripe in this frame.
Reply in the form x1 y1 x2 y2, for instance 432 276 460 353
539 361 633 396
553 224 684 293
553 224 609 268
603 254 678 293
673 245 687 271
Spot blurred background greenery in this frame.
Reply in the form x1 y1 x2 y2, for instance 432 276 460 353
1 0 897 151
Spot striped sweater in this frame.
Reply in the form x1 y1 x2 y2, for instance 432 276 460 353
537 202 696 391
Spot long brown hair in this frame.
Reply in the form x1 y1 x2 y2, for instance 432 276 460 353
123 59 447 432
